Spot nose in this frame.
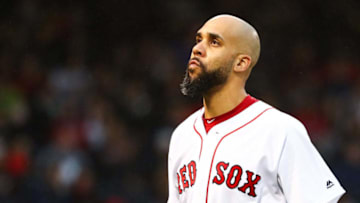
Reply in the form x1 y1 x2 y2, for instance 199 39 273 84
192 42 206 57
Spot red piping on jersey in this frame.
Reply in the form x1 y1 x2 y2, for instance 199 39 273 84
205 107 273 203
202 95 258 133
193 118 203 159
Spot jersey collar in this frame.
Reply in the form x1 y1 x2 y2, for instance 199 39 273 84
202 95 258 134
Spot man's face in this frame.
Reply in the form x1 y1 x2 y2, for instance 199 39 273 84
180 19 237 98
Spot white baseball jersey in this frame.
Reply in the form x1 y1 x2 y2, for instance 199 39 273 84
167 95 345 203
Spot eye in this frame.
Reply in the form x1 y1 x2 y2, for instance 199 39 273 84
195 37 202 44
210 39 220 46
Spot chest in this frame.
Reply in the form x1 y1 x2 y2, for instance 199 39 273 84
173 122 284 202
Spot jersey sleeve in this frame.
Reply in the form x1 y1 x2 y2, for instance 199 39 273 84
277 117 345 203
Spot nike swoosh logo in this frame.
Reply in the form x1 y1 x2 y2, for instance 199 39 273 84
207 119 215 124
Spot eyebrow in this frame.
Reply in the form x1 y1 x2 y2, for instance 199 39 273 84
196 32 224 41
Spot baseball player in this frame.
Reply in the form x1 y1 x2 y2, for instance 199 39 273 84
167 14 345 203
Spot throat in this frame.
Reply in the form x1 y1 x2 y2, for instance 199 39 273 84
202 95 258 133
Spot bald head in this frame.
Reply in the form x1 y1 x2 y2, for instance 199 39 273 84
182 14 261 98
203 14 261 68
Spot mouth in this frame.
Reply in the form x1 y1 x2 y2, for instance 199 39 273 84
188 58 201 73
189 58 200 66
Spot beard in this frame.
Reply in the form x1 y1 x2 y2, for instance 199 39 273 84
180 60 232 99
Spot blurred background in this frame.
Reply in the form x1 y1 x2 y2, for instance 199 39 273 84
0 0 359 202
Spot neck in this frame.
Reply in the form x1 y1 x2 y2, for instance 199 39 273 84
203 81 247 119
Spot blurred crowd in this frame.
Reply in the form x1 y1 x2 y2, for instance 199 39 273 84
0 0 359 202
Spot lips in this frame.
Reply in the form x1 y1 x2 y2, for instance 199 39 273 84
188 58 202 72
187 58 203 75
189 59 200 67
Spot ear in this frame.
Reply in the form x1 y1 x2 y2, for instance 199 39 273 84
233 54 252 73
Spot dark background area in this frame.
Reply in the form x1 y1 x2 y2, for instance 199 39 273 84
0 0 359 202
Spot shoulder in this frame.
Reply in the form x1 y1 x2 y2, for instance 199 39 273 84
172 108 202 135
168 108 203 152
255 100 308 137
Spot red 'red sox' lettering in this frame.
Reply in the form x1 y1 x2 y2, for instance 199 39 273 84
226 165 243 189
238 170 261 197
213 162 229 185
177 160 197 194
212 162 261 197
188 161 196 186
179 165 189 190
